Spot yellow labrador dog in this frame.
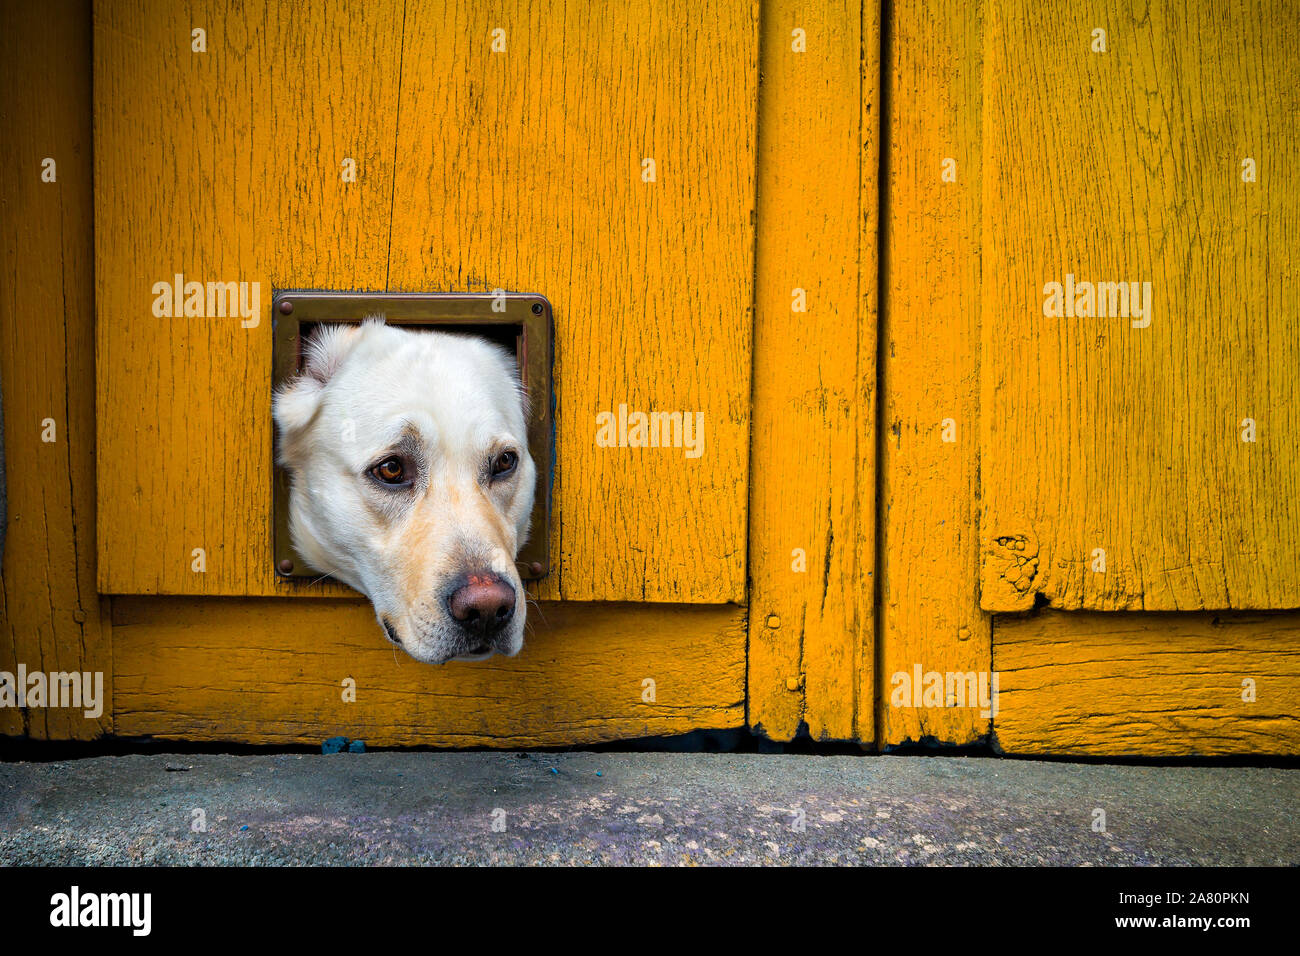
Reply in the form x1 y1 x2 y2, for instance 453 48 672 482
273 316 535 664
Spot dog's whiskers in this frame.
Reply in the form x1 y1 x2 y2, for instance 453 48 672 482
301 567 339 587
525 596 549 629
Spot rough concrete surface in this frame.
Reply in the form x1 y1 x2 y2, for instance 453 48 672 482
0 753 1295 865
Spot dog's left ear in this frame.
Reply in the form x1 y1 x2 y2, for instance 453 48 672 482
273 323 364 459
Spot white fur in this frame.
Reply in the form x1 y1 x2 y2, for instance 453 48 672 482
273 317 536 664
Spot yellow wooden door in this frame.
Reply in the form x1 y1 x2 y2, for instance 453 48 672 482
980 0 1300 755
29 0 1298 756
877 0 1300 757
89 0 764 744
75 0 877 746
94 0 756 604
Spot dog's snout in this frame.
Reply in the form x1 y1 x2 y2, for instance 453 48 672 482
447 573 516 636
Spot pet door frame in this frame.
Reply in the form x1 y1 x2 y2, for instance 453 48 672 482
270 291 554 583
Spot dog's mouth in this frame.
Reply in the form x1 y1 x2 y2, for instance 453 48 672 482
379 613 506 663
381 617 401 645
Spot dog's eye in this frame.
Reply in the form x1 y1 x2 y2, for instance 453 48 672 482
490 450 518 478
369 457 406 484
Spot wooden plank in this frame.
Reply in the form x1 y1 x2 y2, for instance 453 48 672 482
385 0 758 603
979 0 1300 611
94 0 402 597
876 0 991 745
994 610 1300 756
112 599 746 747
0 0 111 740
747 0 874 742
851 0 881 746
95 0 759 604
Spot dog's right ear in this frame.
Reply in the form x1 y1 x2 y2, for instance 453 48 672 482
272 323 363 458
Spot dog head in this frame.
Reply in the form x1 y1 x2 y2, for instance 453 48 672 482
273 317 536 664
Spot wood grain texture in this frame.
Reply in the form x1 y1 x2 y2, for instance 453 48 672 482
112 598 745 746
877 0 991 746
94 0 403 597
0 0 111 740
852 0 881 747
94 0 759 603
980 0 1300 611
747 0 875 743
994 610 1300 755
387 0 759 604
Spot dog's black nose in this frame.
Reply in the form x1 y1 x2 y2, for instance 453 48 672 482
447 573 515 637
